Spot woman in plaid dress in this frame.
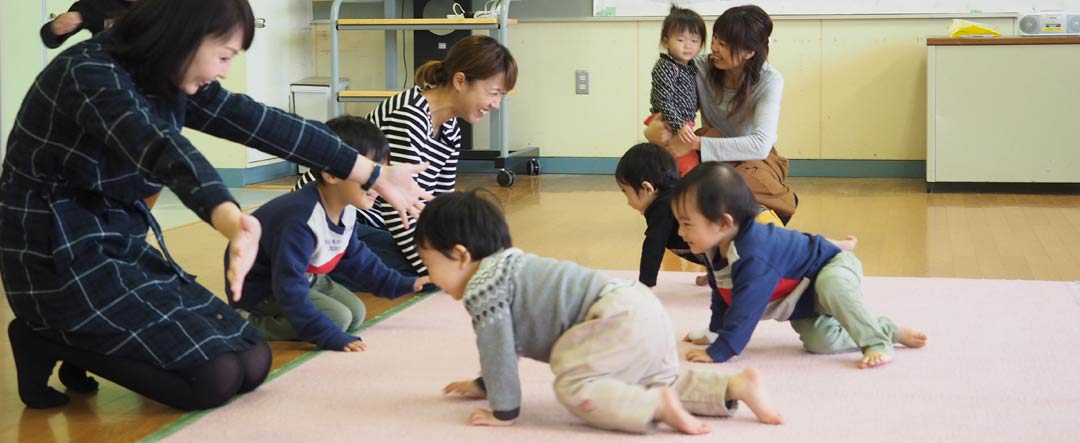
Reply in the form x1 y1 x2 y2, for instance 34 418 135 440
3 0 430 410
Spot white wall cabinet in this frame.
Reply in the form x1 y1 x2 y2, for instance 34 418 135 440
926 37 1080 185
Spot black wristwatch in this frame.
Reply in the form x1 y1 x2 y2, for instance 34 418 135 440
361 164 381 191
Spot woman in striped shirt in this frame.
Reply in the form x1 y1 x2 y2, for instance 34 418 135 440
296 35 517 278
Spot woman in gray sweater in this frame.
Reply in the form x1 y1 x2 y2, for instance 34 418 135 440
645 5 797 223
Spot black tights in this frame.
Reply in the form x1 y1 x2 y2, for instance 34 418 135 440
8 319 271 410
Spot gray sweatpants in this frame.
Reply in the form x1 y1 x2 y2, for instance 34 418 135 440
549 281 738 434
790 251 899 355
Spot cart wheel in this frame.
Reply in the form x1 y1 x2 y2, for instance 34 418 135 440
528 158 541 176
497 169 515 187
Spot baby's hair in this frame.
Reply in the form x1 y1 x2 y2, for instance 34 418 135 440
414 189 512 260
615 143 679 193
672 162 759 228
315 115 389 184
661 4 707 43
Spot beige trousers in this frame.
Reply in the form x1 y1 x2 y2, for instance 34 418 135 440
549 281 738 433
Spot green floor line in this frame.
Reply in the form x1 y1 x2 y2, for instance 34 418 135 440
138 292 434 442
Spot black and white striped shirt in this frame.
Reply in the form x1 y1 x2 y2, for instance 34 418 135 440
295 87 461 274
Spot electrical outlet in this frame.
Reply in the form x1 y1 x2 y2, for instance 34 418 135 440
575 70 589 95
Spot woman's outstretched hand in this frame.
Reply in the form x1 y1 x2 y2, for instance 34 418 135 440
366 162 434 229
213 202 262 302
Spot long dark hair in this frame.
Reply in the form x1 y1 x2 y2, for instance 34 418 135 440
414 35 518 91
707 5 772 121
108 0 255 96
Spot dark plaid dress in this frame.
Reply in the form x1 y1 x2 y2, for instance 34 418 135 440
0 34 359 370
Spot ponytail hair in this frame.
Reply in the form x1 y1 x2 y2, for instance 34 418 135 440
414 60 451 89
414 35 517 90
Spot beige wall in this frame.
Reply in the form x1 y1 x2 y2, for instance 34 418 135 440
1 2 47 160
181 52 251 170
1 6 260 171
317 17 1016 160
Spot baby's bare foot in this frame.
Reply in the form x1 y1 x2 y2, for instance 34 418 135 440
695 274 709 286
898 327 928 348
859 349 893 369
655 387 711 434
726 368 783 425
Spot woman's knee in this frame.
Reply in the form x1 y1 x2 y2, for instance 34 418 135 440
182 353 244 409
238 339 271 393
184 341 271 408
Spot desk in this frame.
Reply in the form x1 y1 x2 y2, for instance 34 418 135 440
926 36 1080 189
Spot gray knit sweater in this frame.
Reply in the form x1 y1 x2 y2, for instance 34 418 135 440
463 248 613 420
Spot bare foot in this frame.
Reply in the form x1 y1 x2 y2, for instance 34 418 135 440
859 349 893 369
898 327 928 348
726 368 783 425
695 274 708 286
655 387 711 434
833 235 858 252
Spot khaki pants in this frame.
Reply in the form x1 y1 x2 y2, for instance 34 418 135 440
549 281 737 434
246 274 366 341
727 147 796 218
790 252 899 355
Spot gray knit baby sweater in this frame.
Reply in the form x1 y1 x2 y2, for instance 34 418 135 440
463 248 613 420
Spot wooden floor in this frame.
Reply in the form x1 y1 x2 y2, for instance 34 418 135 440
2 174 1079 442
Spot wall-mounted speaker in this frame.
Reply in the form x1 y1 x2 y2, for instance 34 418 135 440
414 0 472 149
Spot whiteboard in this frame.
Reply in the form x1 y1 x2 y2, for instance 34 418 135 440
593 0 1080 16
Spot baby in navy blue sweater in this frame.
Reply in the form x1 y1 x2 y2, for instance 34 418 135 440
671 162 927 369
616 143 856 289
226 116 427 351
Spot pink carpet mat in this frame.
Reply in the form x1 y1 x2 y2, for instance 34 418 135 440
147 273 1080 442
